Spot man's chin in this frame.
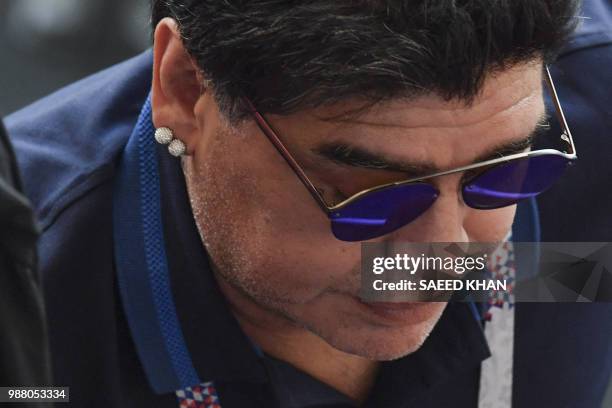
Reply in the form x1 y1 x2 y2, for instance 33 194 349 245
307 303 447 361
340 338 429 361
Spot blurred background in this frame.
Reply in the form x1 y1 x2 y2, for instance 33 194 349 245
0 0 150 115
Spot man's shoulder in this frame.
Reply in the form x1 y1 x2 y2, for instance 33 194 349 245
3 52 157 399
5 50 153 231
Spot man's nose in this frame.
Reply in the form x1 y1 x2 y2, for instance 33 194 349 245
386 177 469 243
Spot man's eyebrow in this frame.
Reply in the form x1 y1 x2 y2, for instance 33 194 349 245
313 116 550 178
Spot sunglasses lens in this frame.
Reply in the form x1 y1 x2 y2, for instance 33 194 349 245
463 154 571 209
330 183 439 241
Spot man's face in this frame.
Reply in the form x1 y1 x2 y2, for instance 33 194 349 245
183 61 544 360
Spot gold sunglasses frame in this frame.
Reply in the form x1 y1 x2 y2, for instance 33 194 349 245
244 67 577 215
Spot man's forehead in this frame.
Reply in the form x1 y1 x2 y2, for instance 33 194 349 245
310 60 544 131
264 60 545 175
277 62 546 177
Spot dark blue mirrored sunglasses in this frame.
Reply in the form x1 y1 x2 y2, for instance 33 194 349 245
244 67 577 242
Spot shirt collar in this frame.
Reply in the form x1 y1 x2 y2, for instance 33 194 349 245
113 97 266 395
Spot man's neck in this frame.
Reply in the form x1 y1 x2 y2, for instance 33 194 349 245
239 313 380 404
214 271 379 404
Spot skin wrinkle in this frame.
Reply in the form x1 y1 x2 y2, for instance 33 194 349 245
314 70 541 130
318 92 538 130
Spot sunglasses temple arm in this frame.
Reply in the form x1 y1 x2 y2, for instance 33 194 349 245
242 98 331 213
545 66 577 156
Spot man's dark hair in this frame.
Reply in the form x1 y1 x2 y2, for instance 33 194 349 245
152 0 578 123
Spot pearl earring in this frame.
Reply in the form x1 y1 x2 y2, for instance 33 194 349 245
154 127 186 157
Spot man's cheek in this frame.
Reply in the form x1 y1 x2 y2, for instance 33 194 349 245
240 244 359 302
465 205 517 242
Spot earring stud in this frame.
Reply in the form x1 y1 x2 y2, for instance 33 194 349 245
154 126 186 157
154 127 174 144
168 138 186 157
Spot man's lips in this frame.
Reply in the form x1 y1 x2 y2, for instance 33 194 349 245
352 297 439 325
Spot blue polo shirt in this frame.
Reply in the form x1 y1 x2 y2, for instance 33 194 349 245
5 1 612 405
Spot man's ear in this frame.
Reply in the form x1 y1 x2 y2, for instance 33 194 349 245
152 18 204 153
